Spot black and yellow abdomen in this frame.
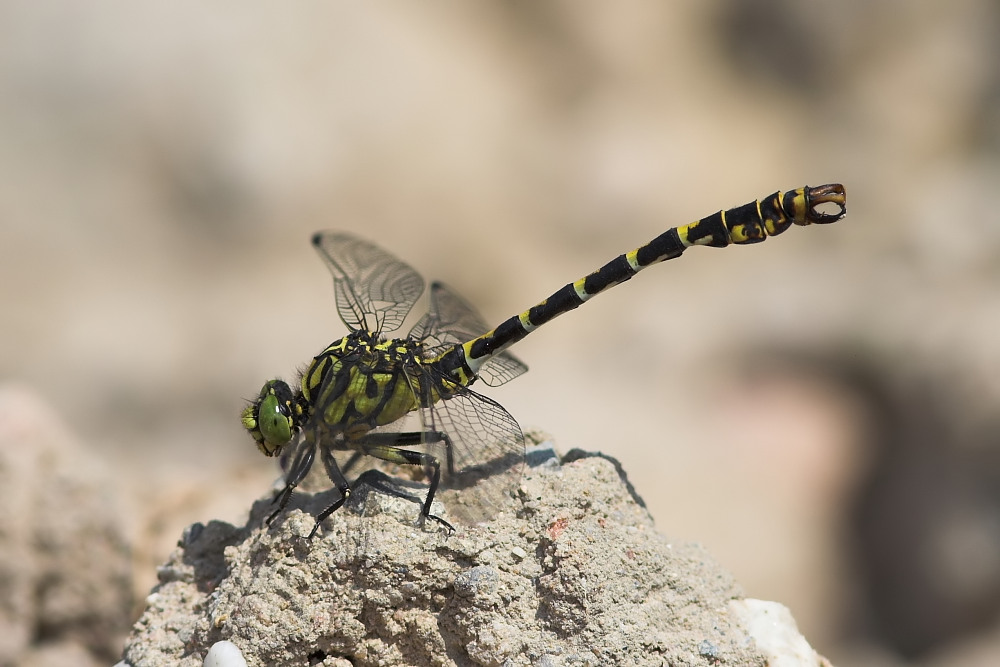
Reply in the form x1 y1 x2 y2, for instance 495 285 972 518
439 184 846 378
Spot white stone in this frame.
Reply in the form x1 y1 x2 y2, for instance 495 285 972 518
203 641 248 667
730 599 832 667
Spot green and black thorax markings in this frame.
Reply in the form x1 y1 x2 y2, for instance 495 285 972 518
242 183 846 536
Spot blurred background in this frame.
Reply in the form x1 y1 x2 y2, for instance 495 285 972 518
2 0 1000 665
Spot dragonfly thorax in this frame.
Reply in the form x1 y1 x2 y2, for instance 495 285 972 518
241 329 471 459
304 332 413 431
300 330 465 442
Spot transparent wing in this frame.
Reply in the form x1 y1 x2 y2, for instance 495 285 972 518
418 381 525 525
409 281 528 387
311 231 425 334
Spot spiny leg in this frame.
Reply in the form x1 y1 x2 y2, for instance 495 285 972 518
303 430 455 536
360 430 455 532
309 442 355 539
268 436 316 525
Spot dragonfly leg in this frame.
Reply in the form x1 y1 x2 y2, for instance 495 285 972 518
309 443 354 539
361 430 454 532
267 436 315 525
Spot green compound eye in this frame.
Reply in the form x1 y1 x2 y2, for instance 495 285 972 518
257 393 293 453
244 380 296 456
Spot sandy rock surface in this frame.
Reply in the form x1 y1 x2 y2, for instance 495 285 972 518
124 455 778 667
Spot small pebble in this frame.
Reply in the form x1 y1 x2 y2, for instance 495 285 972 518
698 639 719 658
454 565 499 597
525 441 559 467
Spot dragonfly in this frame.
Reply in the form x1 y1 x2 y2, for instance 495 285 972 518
241 183 846 537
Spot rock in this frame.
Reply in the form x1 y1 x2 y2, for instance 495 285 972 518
0 385 132 665
123 451 833 666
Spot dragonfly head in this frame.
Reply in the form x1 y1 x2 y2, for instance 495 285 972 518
242 379 299 456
